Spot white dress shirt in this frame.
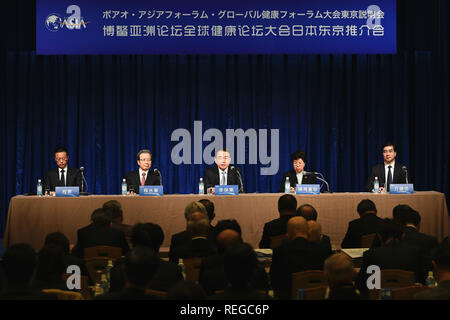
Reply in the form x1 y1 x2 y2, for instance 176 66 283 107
296 171 304 184
59 166 68 186
218 167 228 185
139 168 149 185
384 161 395 186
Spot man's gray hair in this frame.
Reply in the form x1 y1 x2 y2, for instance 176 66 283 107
136 149 152 161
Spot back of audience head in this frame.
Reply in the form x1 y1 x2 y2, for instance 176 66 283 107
90 208 111 226
278 194 297 215
187 212 210 239
198 199 215 223
2 243 37 287
36 245 65 282
379 218 404 244
297 204 318 221
184 201 207 220
102 200 123 224
307 220 322 243
214 219 243 254
357 199 377 217
223 243 257 289
286 216 309 240
393 204 413 225
131 223 164 253
166 280 207 300
324 252 355 287
403 210 421 229
123 246 159 289
44 232 70 255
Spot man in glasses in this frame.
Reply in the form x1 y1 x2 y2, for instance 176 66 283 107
202 149 244 194
43 146 82 192
125 149 161 193
279 150 317 193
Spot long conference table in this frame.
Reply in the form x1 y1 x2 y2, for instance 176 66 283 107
3 191 449 252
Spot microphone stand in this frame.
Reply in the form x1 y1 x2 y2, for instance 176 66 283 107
80 168 89 196
312 172 331 193
232 167 244 194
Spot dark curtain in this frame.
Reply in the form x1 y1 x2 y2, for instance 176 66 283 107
1 1 449 236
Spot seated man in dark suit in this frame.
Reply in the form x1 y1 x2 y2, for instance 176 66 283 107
279 150 317 193
170 211 217 265
208 243 272 300
102 200 132 247
43 146 82 192
259 194 297 248
341 199 384 248
270 217 331 299
199 219 269 296
31 245 69 292
125 149 161 194
0 244 57 300
366 141 408 192
71 208 130 259
298 204 332 252
198 199 216 234
96 246 160 300
402 209 438 256
415 243 450 300
307 220 332 256
109 223 183 293
203 149 244 194
356 219 430 297
324 252 361 300
296 204 318 221
169 201 216 264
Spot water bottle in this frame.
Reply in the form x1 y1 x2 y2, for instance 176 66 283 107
425 271 437 287
100 273 108 293
198 178 205 194
37 179 43 196
105 259 113 289
285 177 291 193
121 178 127 196
373 177 379 193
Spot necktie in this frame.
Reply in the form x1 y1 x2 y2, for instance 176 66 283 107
387 165 393 192
220 171 226 185
60 169 65 186
141 172 146 186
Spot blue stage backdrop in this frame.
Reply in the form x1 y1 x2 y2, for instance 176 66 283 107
1 1 449 236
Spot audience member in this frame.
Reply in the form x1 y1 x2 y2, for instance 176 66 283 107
296 204 318 221
392 204 413 227
103 200 132 247
109 223 183 292
341 199 384 248
72 208 130 258
209 243 272 300
0 244 57 300
166 280 207 300
401 209 438 256
324 252 361 300
259 194 297 248
198 199 216 233
32 245 67 292
96 246 160 300
270 216 331 299
199 219 269 296
307 220 332 256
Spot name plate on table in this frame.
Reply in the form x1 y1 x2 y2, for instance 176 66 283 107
390 184 414 194
295 184 320 195
215 185 239 195
139 186 163 196
55 187 79 197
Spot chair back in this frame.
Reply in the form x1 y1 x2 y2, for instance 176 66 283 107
146 289 167 298
297 286 328 300
381 269 415 288
62 273 91 300
42 289 84 300
182 257 203 283
361 233 376 248
270 235 286 249
291 270 327 299
84 246 122 260
85 257 110 285
392 285 431 300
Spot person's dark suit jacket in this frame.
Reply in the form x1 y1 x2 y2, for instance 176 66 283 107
198 254 269 296
125 169 161 193
414 280 450 300
169 229 216 264
270 236 331 300
356 239 430 296
111 223 133 247
203 165 244 193
259 214 295 249
109 257 183 293
170 237 217 265
279 170 318 192
341 213 385 248
327 284 362 300
72 224 130 259
318 234 333 256
44 167 82 191
0 285 58 300
95 287 161 300
208 286 272 300
402 226 439 255
366 162 408 192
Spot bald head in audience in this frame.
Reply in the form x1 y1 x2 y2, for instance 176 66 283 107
307 220 322 243
286 216 309 240
324 252 355 287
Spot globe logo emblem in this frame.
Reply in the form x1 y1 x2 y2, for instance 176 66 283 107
45 14 62 32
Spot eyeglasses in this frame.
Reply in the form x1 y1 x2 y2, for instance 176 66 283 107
55 157 68 162
216 156 230 160
139 159 152 162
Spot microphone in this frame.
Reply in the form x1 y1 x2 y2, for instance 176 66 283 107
79 167 89 195
402 166 409 184
230 166 244 193
304 171 331 193
154 168 162 186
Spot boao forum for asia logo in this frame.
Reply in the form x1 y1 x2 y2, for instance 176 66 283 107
45 5 89 32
